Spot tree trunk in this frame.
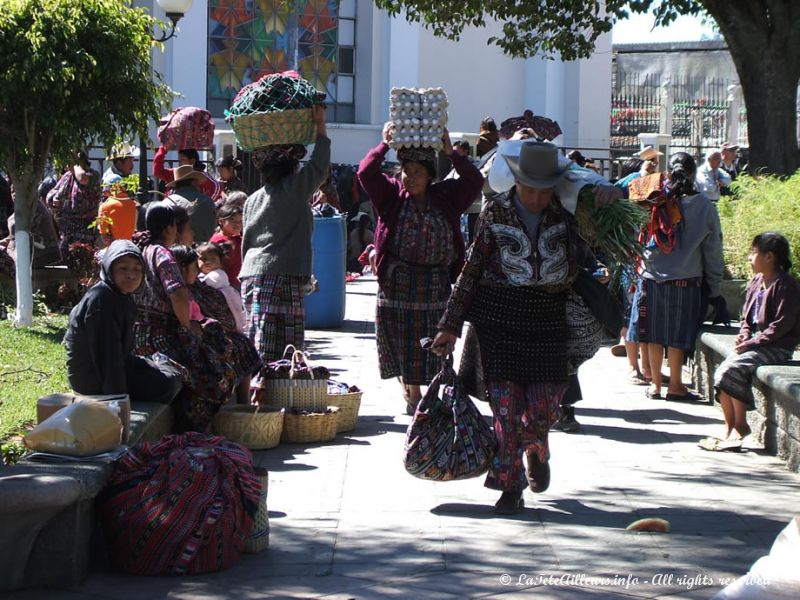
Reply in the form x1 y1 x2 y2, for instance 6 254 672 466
705 1 800 175
6 171 41 329
14 229 33 327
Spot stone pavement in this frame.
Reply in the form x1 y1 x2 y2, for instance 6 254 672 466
13 276 800 599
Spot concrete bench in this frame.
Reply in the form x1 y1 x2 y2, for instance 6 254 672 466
693 326 800 472
0 400 174 591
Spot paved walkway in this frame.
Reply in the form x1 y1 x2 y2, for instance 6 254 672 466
16 277 800 599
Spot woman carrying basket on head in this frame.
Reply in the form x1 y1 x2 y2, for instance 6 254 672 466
357 122 483 416
240 105 330 364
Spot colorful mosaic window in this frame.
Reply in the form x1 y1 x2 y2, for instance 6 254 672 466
208 0 355 122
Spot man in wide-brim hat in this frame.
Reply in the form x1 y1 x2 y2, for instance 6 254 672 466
431 140 604 515
103 142 139 190
165 164 216 243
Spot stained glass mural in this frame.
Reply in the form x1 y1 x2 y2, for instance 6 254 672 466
208 0 345 117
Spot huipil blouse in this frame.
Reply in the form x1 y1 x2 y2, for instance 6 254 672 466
357 142 483 284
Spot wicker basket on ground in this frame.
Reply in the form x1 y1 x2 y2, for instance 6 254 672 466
244 468 269 553
281 407 339 444
327 391 362 433
211 405 284 450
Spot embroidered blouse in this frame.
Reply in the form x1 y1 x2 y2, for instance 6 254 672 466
135 245 186 316
387 200 457 267
438 190 579 335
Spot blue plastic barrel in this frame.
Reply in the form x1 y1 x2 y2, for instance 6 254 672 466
305 215 346 328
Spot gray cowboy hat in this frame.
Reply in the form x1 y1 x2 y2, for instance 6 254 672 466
503 141 569 189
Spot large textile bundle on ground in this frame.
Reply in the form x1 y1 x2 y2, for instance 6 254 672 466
158 107 215 151
225 70 326 149
404 356 494 481
97 433 261 575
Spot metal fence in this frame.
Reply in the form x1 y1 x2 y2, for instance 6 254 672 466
610 72 747 166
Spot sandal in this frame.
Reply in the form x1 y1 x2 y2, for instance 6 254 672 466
628 371 649 385
525 450 551 493
610 344 627 357
645 389 663 400
494 490 524 515
698 437 742 452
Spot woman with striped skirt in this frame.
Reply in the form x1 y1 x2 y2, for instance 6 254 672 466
358 123 483 414
240 106 329 364
628 152 727 402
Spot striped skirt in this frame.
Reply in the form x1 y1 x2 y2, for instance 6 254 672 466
714 345 793 410
628 278 703 350
376 262 450 385
241 273 306 364
485 380 566 492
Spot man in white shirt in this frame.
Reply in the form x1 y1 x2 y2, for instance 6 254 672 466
695 149 732 201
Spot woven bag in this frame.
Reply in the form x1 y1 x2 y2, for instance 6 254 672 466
259 347 328 412
158 107 215 151
97 433 261 575
211 405 284 450
403 356 495 481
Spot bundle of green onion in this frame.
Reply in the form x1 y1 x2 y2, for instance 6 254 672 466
574 186 647 276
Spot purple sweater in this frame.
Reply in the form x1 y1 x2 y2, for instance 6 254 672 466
357 142 483 284
739 271 800 352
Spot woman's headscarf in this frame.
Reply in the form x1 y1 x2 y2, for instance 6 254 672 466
99 239 145 293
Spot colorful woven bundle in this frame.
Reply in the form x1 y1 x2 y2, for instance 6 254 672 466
97 433 261 575
225 70 326 150
158 107 215 151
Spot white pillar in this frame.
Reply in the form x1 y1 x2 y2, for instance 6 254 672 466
660 77 673 136
726 84 742 145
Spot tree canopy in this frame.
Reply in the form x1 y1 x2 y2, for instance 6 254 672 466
375 0 800 175
0 0 172 186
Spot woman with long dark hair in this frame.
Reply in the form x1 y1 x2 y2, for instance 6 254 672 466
240 105 329 363
628 152 726 402
132 201 238 431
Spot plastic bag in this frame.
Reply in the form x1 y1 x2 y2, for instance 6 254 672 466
24 399 123 456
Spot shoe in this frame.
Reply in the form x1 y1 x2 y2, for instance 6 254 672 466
525 450 551 493
698 437 742 452
553 406 581 433
665 391 701 403
645 389 663 399
610 344 627 357
494 490 524 515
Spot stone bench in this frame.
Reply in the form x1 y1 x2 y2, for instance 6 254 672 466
693 326 800 472
0 400 174 591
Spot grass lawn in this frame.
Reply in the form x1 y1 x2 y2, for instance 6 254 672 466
0 314 70 440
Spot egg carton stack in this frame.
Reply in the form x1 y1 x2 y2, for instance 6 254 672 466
389 87 448 150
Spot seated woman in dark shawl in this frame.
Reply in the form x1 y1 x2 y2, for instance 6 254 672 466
64 239 182 404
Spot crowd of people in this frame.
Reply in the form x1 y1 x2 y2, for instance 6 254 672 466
1 105 797 516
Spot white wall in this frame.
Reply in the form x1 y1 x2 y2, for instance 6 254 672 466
153 2 612 165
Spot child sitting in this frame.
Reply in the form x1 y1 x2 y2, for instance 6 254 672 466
169 245 205 324
209 202 243 288
197 241 246 332
64 240 182 404
704 232 800 450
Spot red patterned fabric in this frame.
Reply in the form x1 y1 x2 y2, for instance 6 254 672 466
158 107 216 151
98 433 261 575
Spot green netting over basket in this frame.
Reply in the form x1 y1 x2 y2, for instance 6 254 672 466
225 70 326 150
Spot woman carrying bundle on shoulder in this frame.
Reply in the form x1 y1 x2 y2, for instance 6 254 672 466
357 122 483 415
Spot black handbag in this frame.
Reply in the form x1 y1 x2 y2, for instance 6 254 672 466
571 269 624 337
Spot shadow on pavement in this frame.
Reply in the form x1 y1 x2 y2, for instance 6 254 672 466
578 406 720 425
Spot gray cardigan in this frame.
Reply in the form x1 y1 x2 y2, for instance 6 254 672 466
240 135 331 279
640 192 725 297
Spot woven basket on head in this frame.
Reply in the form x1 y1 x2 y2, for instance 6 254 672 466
327 391 362 433
225 71 324 150
244 468 269 554
210 405 284 450
281 407 339 444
